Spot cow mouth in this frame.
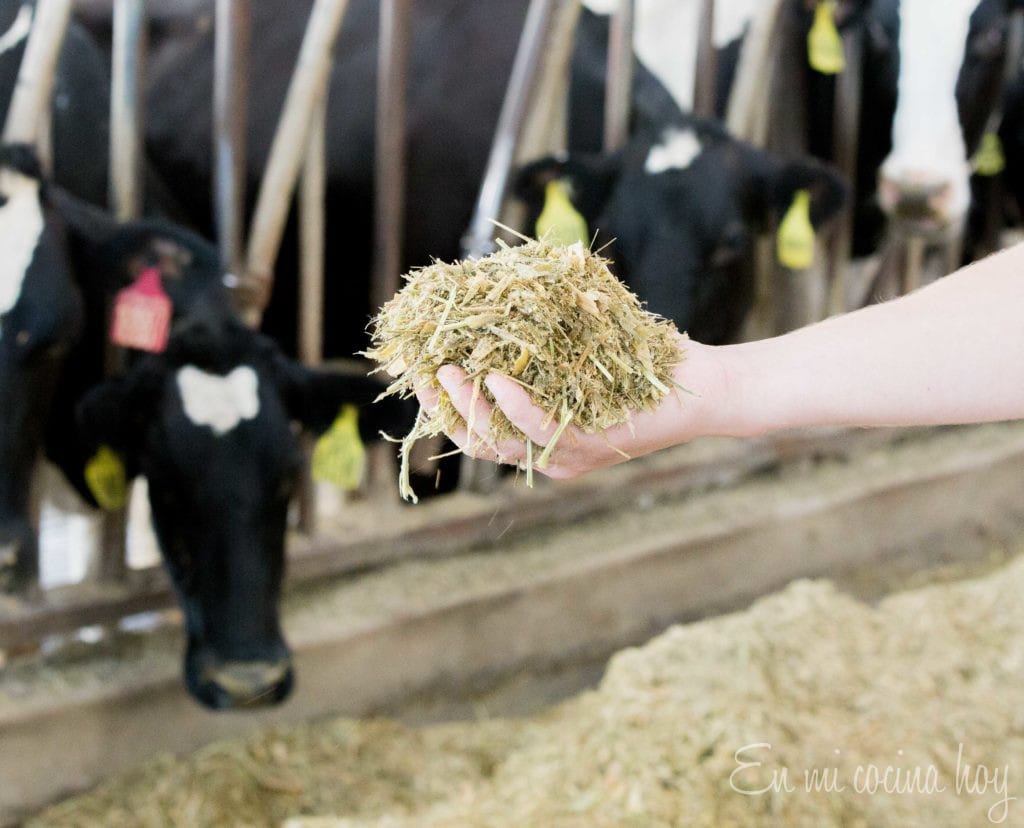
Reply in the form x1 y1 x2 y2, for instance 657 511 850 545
193 656 294 710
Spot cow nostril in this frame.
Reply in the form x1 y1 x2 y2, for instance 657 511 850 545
880 172 954 222
202 658 293 706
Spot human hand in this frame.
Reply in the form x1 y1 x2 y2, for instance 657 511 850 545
415 335 724 480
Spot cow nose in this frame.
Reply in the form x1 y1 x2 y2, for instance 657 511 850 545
200 657 294 708
878 171 954 223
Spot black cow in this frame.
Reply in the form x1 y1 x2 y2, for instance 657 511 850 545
0 145 403 708
516 117 846 344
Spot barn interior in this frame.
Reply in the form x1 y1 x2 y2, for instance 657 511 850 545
1 0 1024 826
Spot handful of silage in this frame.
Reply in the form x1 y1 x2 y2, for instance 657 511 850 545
366 239 684 502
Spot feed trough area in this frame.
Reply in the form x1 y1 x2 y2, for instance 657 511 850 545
31 545 1024 827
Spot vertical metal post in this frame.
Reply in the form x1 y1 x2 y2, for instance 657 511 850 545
693 0 717 118
457 0 564 491
299 97 327 370
461 0 560 259
367 0 413 500
100 0 148 585
603 0 633 151
213 0 250 278
296 93 327 534
109 0 146 221
243 0 352 327
827 24 863 315
372 0 411 311
2 0 71 145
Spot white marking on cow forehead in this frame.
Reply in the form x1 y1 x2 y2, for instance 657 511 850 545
881 0 980 221
0 4 32 56
645 128 703 174
0 169 44 337
176 365 260 436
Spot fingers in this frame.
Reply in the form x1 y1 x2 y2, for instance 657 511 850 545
437 366 527 463
445 426 502 463
414 381 441 414
484 373 559 446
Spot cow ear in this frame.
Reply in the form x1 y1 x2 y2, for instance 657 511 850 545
268 352 413 440
749 152 848 229
76 360 164 470
514 152 622 221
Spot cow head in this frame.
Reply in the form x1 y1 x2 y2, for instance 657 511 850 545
0 145 82 587
880 0 1024 230
74 298 402 709
0 144 406 709
517 121 846 344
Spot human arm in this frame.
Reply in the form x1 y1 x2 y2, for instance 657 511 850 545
425 242 1024 479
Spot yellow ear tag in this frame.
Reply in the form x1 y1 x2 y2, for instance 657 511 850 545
973 132 1006 177
777 189 816 270
535 179 590 246
85 446 128 511
808 1 845 75
312 405 366 491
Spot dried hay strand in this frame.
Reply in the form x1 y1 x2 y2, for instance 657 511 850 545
364 237 684 501
32 551 1024 827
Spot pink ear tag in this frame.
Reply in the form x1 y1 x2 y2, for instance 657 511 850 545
110 267 172 353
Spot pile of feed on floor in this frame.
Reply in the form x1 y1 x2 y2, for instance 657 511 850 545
32 552 1024 827
365 238 683 501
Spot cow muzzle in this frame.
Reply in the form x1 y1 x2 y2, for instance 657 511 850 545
878 171 957 228
196 656 294 709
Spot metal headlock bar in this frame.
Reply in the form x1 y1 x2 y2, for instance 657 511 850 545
826 20 863 316
693 0 717 119
213 0 250 281
604 0 634 151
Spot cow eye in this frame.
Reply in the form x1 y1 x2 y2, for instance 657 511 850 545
0 194 8 208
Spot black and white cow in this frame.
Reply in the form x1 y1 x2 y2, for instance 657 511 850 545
517 117 846 344
880 0 1024 231
0 145 405 708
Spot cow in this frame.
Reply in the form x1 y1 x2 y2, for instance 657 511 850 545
508 5 847 342
0 144 405 708
515 117 847 344
880 0 1024 232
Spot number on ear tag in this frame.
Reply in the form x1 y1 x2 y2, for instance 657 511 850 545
312 405 366 491
808 1 845 75
110 267 172 353
85 446 128 511
777 190 816 270
536 179 590 246
973 133 1006 177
